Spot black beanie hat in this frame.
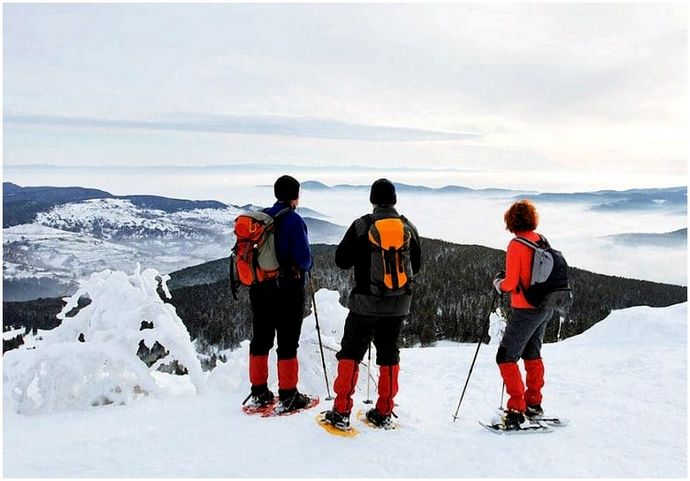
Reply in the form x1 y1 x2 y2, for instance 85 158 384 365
274 175 300 201
370 178 397 206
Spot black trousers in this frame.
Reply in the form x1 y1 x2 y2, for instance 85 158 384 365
249 282 305 360
336 312 405 365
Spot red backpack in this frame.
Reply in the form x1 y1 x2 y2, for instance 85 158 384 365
230 208 289 298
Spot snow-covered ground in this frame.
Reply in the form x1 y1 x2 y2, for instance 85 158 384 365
3 288 686 477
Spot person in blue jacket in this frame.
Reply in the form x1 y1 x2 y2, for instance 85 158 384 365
246 175 313 412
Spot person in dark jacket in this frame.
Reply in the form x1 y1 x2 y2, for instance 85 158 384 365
322 179 422 430
245 175 313 412
492 199 554 428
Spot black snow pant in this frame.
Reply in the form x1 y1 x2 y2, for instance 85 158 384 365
336 311 405 365
249 281 305 360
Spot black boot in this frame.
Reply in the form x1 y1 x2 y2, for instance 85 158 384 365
279 390 310 413
244 386 275 408
365 408 394 429
324 410 351 430
525 404 544 419
501 409 525 430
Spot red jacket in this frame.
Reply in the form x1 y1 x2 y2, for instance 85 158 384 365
499 230 541 309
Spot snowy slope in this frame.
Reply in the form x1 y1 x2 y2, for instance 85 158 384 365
3 201 240 297
33 198 242 241
3 290 686 477
3 224 138 278
3 199 344 300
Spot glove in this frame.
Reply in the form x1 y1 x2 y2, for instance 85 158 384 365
492 277 504 294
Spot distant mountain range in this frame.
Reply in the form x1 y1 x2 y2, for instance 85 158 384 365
300 180 524 194
300 181 687 213
604 228 687 247
529 186 687 212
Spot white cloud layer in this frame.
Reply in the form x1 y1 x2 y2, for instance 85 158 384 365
3 3 687 190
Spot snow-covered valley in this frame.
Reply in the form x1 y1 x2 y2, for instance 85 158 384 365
2 194 345 300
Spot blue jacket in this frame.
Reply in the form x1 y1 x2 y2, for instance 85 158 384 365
264 201 313 286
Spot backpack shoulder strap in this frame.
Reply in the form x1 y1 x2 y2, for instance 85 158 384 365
265 207 292 233
354 214 373 236
537 234 551 248
512 236 541 250
272 206 292 219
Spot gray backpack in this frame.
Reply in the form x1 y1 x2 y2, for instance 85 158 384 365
513 235 572 311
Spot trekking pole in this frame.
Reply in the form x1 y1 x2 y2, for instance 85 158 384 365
452 290 500 421
499 381 505 410
309 273 333 400
363 342 373 404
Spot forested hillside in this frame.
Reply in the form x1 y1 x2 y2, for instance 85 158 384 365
4 238 686 354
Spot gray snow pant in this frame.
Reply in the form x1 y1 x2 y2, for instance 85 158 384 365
496 308 554 363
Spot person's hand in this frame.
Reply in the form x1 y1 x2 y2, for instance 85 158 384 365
492 277 504 294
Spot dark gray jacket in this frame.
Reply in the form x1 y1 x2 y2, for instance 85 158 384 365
335 206 422 317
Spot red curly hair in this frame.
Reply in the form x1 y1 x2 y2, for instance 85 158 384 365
504 199 539 233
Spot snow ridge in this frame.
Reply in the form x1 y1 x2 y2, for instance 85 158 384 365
35 199 194 240
3 266 205 415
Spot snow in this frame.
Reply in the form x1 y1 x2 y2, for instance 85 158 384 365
3 266 205 415
30 197 242 242
3 286 686 477
2 223 77 240
3 223 138 283
3 328 25 341
34 199 186 239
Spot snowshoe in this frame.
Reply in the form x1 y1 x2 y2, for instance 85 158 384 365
359 408 398 430
316 411 358 437
479 409 552 434
525 404 569 427
262 392 320 417
241 389 277 415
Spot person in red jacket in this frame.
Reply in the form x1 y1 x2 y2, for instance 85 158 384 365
492 199 554 429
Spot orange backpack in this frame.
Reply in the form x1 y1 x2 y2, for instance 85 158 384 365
368 215 413 296
230 208 289 298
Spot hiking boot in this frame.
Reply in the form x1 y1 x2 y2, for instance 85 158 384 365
501 409 525 430
365 408 394 429
324 409 351 430
525 404 544 419
279 391 311 413
245 388 275 408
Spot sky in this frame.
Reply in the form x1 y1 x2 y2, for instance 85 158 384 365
3 3 688 191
